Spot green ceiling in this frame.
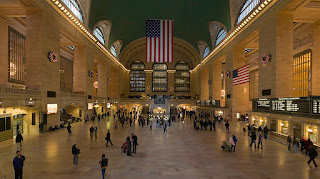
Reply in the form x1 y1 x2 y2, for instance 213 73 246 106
89 0 231 52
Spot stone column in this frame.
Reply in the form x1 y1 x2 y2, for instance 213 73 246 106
0 17 8 86
312 20 320 96
259 12 293 98
208 62 213 100
145 71 152 96
230 45 251 120
200 67 209 101
168 71 175 96
212 60 222 101
97 61 106 97
26 10 61 128
225 49 233 112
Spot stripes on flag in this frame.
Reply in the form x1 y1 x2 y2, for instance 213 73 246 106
146 20 173 62
232 64 250 86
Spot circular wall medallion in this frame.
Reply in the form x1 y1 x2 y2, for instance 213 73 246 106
225 71 231 79
208 80 212 85
261 54 271 64
48 51 58 63
88 70 94 78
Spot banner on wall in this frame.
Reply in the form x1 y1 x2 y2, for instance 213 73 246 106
47 104 58 114
88 103 93 110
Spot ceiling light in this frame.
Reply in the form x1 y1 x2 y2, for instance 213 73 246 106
55 1 59 4
58 3 62 7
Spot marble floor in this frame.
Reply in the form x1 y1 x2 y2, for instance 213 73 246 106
0 116 319 179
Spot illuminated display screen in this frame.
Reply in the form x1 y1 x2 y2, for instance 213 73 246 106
47 104 58 114
88 103 93 110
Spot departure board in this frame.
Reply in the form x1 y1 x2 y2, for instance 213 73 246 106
253 98 309 114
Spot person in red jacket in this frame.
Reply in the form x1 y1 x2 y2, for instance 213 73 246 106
305 139 313 155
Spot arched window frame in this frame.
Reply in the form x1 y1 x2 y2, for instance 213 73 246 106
152 63 168 92
237 0 261 24
93 27 105 45
130 61 145 92
215 28 226 47
203 46 210 58
61 0 85 23
110 45 117 57
175 61 190 92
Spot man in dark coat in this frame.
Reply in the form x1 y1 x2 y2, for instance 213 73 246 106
105 130 113 147
308 145 318 168
16 131 23 151
13 151 25 179
132 133 138 154
72 143 79 165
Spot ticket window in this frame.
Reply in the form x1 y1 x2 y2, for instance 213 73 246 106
307 126 318 143
280 121 289 135
293 124 302 138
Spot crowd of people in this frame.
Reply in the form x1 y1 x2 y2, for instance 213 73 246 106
8 109 320 179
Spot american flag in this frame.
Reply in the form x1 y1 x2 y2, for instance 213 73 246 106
146 20 173 62
233 64 250 86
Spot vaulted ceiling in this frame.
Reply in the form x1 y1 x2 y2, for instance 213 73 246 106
89 0 231 52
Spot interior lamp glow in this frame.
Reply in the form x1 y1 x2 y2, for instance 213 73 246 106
280 123 284 126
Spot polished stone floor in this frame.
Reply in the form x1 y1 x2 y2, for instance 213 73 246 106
0 115 319 179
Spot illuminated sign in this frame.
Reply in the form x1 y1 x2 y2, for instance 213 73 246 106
88 103 93 110
47 104 58 114
107 103 111 108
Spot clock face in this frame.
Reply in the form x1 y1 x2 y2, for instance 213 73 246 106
88 71 94 77
48 51 58 63
261 54 270 64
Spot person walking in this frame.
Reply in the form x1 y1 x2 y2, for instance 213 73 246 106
293 137 299 153
308 145 318 168
263 126 269 139
305 139 313 155
89 126 95 140
149 121 153 131
132 133 138 154
247 124 251 136
249 131 257 149
287 135 292 151
67 123 72 135
213 119 216 131
94 126 98 139
129 117 132 127
13 151 25 179
126 137 132 156
72 143 80 165
258 134 263 149
99 154 109 179
225 121 230 133
16 131 23 151
164 122 167 133
232 135 237 151
105 130 113 147
229 136 235 152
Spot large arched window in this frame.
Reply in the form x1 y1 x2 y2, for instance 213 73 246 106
237 0 260 24
93 27 105 45
153 63 168 92
203 47 210 58
175 61 190 92
61 0 84 23
215 29 226 46
110 45 117 57
130 61 145 92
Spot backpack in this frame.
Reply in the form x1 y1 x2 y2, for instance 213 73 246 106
101 158 109 167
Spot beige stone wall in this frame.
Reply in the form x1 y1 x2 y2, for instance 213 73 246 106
200 67 209 101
